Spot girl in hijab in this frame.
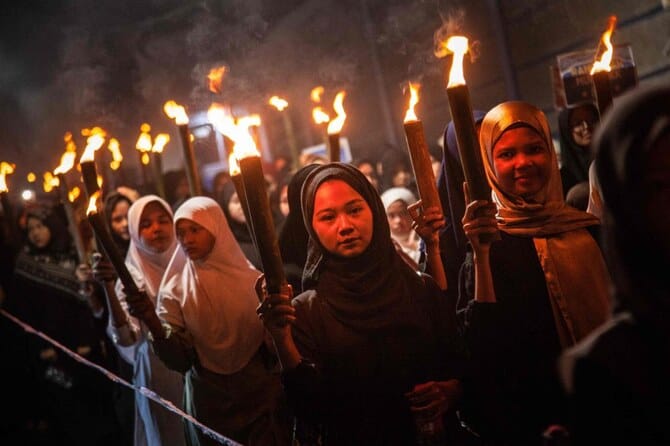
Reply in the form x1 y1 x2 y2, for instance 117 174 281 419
126 196 287 446
457 101 611 444
380 186 422 270
93 195 185 446
217 181 263 270
560 83 670 445
104 191 134 258
258 163 467 445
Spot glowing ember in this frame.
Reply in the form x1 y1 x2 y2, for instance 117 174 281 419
311 86 324 103
27 172 36 183
86 190 101 215
97 175 103 188
80 127 107 162
163 100 189 125
403 82 420 123
590 16 617 75
312 107 330 125
228 152 240 176
0 162 15 193
327 91 347 135
152 134 170 153
445 36 469 88
68 186 80 203
208 66 227 94
108 138 123 170
269 96 289 111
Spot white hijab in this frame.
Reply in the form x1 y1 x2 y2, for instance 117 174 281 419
116 195 177 300
157 196 264 375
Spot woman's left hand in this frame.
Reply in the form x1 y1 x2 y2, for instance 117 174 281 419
405 379 463 420
408 201 446 244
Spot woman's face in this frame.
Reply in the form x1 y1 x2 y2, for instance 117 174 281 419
175 218 216 261
27 216 51 249
311 179 373 258
392 168 411 188
110 200 130 241
493 126 552 199
138 202 173 253
227 192 246 223
569 106 598 148
279 185 290 217
386 200 412 238
357 162 379 190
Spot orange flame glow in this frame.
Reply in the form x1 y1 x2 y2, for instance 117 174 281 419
86 190 101 215
207 103 260 159
54 151 77 175
136 123 153 156
0 162 15 193
208 66 227 93
64 131 77 153
269 96 289 111
27 172 36 183
228 152 240 176
327 91 347 135
68 186 80 203
312 107 330 125
163 100 189 125
152 133 170 153
80 127 107 163
403 82 420 123
108 138 123 170
43 171 59 193
311 86 324 103
590 16 617 75
445 36 469 88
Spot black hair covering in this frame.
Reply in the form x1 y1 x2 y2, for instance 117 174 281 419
592 83 670 327
558 102 599 193
300 163 425 332
23 205 73 257
217 181 254 244
103 191 132 257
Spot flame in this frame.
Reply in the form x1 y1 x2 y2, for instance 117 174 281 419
141 153 150 165
108 138 123 170
208 103 260 159
86 190 101 215
403 82 420 123
97 174 103 188
590 16 617 74
152 133 170 153
311 86 324 103
163 100 189 125
80 127 107 162
54 151 77 175
444 36 469 88
43 171 59 193
327 91 347 135
207 65 227 93
0 162 15 193
136 123 153 154
64 131 77 153
68 186 80 203
312 107 330 125
269 96 288 111
27 172 36 183
228 152 240 176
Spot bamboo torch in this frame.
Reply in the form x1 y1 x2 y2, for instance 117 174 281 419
79 127 107 200
327 91 347 163
590 16 617 117
402 82 447 288
54 150 87 262
269 96 300 170
151 134 169 200
164 100 202 196
135 123 153 188
0 162 16 241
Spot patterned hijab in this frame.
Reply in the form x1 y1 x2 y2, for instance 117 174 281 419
479 101 611 346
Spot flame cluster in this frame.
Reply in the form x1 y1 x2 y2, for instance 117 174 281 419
207 103 261 161
309 86 347 134
591 16 617 75
0 162 15 193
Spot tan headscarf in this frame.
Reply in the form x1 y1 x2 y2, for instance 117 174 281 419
479 101 611 347
157 197 264 374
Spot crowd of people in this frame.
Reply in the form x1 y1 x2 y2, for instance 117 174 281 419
0 82 668 446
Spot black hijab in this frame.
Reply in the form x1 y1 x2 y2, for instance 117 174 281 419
103 191 132 257
593 83 670 328
558 102 599 193
300 163 426 333
217 181 254 244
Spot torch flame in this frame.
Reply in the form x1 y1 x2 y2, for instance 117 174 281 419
312 107 330 125
0 162 15 193
327 91 347 135
207 66 227 94
68 186 80 203
54 151 77 175
403 82 420 123
108 138 123 170
269 96 288 111
311 86 324 103
208 104 261 160
136 123 153 155
86 190 101 215
152 133 170 153
80 127 107 163
27 172 36 183
445 36 469 88
163 100 189 125
43 172 59 193
228 152 240 176
590 16 617 75
64 131 77 153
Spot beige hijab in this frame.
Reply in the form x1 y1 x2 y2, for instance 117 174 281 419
479 101 611 347
157 197 264 374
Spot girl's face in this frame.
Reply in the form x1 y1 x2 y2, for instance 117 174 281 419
138 202 173 253
311 179 373 258
279 185 290 217
27 216 51 249
492 126 552 199
569 106 598 148
386 200 412 238
227 192 246 223
392 168 411 188
110 200 130 241
175 218 215 261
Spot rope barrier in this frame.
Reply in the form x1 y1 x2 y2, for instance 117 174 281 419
0 308 243 446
